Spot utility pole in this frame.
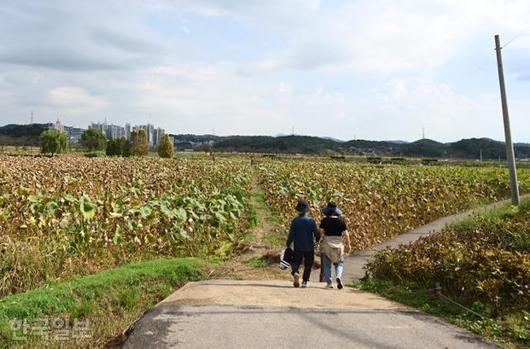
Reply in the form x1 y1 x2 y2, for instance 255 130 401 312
495 34 520 205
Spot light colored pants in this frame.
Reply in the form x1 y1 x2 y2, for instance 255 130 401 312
322 253 344 284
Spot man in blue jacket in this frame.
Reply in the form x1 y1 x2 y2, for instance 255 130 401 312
286 200 321 288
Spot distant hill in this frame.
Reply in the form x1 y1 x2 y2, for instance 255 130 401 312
209 135 530 160
212 135 340 154
172 133 530 159
449 138 503 159
0 123 52 147
400 139 448 158
2 123 530 159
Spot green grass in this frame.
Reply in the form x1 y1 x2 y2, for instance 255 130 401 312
252 191 265 204
247 257 268 269
264 230 285 247
248 209 259 229
459 197 530 226
248 189 285 248
246 191 266 234
355 279 528 349
0 258 204 348
268 214 282 224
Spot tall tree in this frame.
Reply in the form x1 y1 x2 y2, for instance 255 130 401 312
130 130 138 151
81 128 106 151
157 134 174 158
106 137 127 156
40 129 68 155
132 129 149 156
123 138 132 157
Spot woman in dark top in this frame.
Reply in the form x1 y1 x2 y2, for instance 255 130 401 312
319 202 351 289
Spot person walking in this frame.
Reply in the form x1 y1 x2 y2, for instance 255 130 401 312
319 202 351 289
286 200 321 288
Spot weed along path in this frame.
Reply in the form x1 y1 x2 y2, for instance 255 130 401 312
119 196 527 349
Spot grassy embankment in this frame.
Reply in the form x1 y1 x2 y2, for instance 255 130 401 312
0 258 205 348
358 199 530 348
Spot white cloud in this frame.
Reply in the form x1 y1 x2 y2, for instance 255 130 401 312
0 0 529 141
240 0 530 75
370 79 476 139
48 86 107 110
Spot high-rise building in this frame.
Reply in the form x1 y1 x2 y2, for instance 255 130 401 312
53 118 64 132
108 124 126 139
64 126 84 143
146 124 155 146
152 127 165 146
125 123 131 140
87 121 166 146
89 122 126 140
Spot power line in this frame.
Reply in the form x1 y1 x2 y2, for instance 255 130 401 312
501 25 530 49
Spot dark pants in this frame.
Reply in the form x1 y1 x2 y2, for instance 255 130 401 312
291 250 314 282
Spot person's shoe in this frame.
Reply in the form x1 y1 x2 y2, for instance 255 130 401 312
325 282 333 289
301 281 308 288
293 273 300 288
336 277 343 290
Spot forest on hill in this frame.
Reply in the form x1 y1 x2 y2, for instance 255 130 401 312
1 124 530 159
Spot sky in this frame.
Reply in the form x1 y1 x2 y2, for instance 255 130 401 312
0 0 529 142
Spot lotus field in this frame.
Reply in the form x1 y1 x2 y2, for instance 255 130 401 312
1 155 529 298
257 161 530 250
0 156 252 296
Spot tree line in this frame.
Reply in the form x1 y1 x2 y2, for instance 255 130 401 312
40 128 174 158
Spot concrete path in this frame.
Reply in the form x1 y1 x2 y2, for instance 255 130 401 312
317 196 528 284
121 198 527 348
121 280 497 349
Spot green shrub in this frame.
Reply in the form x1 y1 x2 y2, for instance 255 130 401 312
40 129 68 155
367 200 530 315
157 134 174 158
81 129 106 151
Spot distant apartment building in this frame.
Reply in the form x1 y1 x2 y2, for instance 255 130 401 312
108 124 126 139
146 124 155 146
90 122 126 140
134 124 165 147
87 121 166 146
64 126 84 143
125 123 131 141
153 127 164 146
47 119 84 144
